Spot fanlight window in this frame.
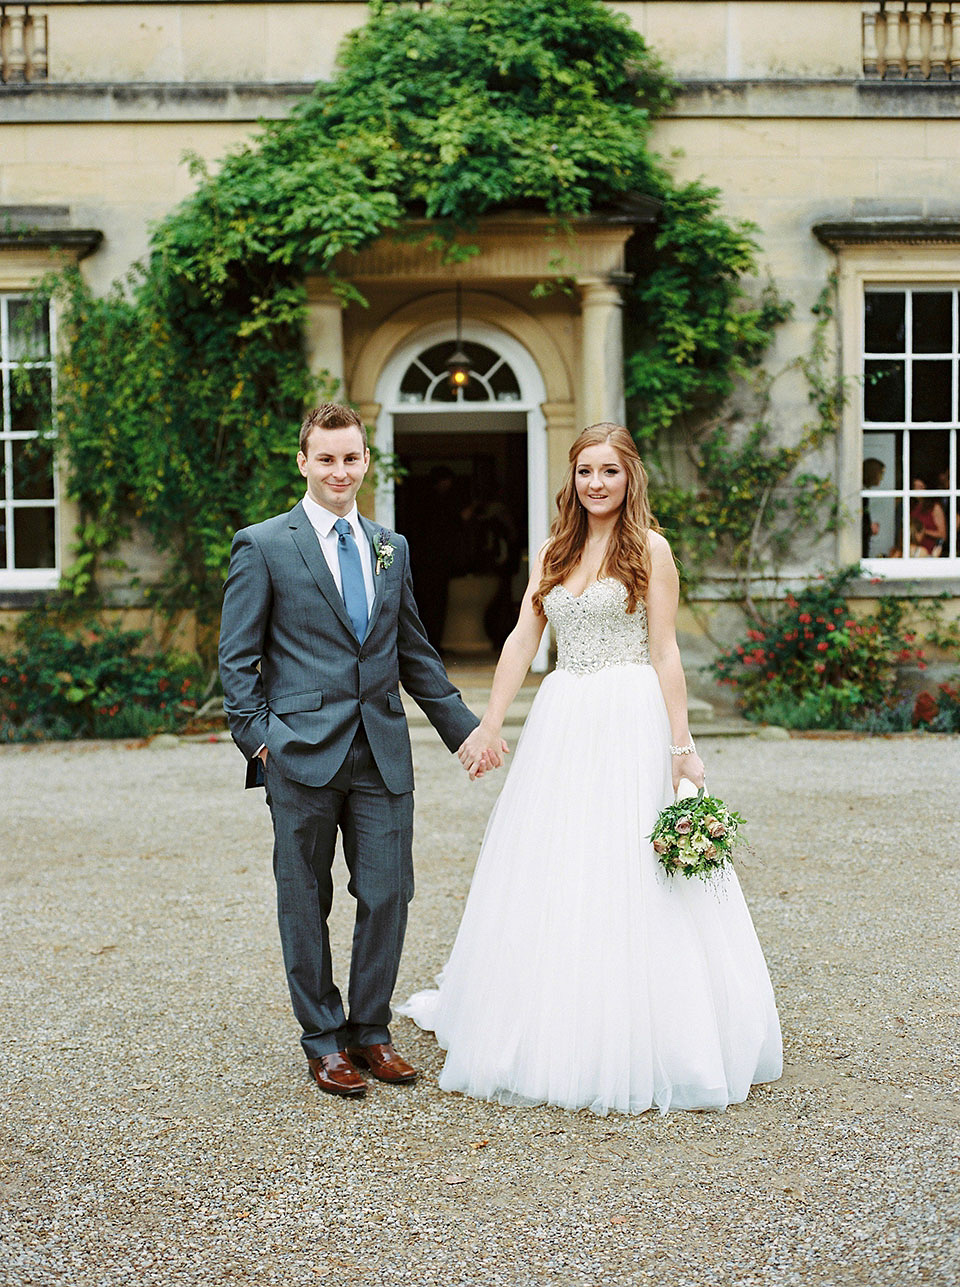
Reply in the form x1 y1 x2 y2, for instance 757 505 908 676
398 341 522 404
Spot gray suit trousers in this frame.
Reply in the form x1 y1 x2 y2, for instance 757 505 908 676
264 727 414 1059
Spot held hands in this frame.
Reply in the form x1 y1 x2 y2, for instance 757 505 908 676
672 750 705 794
458 723 510 780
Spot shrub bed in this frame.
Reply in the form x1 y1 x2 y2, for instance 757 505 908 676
0 615 204 742
710 570 960 732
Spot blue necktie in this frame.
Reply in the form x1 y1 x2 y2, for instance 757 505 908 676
334 518 368 641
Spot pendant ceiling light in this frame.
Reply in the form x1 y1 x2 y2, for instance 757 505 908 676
445 283 472 393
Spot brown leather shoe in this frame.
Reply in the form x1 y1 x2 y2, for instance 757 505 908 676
307 1051 366 1098
346 1042 417 1084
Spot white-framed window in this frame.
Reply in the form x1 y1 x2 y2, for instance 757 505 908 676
861 285 959 572
0 293 58 589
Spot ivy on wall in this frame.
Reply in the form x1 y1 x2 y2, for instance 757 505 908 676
46 0 819 652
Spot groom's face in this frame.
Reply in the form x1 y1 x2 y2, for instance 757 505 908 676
298 425 370 516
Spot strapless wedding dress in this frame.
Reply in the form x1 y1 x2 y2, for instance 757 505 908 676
399 579 782 1115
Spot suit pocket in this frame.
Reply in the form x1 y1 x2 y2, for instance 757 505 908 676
386 692 405 714
269 689 324 715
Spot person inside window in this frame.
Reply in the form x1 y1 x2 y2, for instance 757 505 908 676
909 477 947 558
861 457 885 557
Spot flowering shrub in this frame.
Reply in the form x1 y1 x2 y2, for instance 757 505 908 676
921 682 960 733
710 569 929 729
0 614 203 742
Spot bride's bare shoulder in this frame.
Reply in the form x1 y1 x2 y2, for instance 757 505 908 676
645 530 673 560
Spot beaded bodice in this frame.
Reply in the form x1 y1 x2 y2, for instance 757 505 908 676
544 579 650 675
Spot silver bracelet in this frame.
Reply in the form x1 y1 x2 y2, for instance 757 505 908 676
670 743 696 756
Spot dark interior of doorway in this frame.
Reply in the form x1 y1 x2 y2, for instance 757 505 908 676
394 422 527 653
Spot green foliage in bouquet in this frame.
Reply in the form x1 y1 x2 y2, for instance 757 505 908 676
42 0 786 654
650 788 744 881
0 611 204 742
710 568 929 729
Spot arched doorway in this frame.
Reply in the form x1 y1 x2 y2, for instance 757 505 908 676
374 320 549 672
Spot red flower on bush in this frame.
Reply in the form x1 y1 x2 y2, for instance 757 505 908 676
912 692 938 726
798 613 812 624
816 642 829 652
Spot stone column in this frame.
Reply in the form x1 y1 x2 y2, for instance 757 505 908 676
862 2 882 77
905 1 928 78
883 1 907 78
28 13 48 81
930 3 950 77
304 285 345 400
5 7 28 82
577 277 625 429
356 401 383 521
542 399 578 502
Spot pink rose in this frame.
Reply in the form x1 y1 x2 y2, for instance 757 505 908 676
675 817 693 835
706 818 727 838
652 838 668 855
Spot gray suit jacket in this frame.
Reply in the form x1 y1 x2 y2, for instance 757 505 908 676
218 502 478 792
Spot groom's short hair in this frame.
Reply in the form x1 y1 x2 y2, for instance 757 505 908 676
299 403 367 454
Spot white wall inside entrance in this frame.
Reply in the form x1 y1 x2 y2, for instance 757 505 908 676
375 320 549 671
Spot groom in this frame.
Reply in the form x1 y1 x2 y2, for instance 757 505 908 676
219 403 496 1098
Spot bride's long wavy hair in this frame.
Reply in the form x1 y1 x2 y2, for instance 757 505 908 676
533 424 659 616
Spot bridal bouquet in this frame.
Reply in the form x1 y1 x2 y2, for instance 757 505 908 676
650 786 744 881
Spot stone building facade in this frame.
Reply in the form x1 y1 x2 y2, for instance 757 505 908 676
1 1 958 652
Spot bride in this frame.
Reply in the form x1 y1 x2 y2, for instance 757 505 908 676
400 423 782 1115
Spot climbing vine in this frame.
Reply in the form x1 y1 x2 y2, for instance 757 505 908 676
43 0 813 655
634 277 845 620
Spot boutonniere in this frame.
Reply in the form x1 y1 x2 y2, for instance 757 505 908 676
374 529 395 576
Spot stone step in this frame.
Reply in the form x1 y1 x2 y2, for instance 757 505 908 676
402 683 720 731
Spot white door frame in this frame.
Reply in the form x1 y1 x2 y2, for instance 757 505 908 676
374 320 550 671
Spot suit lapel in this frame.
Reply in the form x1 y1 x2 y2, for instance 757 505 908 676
287 502 356 637
359 515 388 642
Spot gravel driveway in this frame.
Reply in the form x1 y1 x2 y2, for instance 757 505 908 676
1 731 958 1286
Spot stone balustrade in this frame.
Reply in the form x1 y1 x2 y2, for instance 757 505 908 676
863 1 959 79
1 5 47 82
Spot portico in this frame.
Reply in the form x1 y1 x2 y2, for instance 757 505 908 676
303 210 657 661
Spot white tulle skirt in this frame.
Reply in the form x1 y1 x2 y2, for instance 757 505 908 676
399 663 782 1116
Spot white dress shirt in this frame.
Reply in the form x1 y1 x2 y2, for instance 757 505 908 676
301 491 376 614
254 495 376 762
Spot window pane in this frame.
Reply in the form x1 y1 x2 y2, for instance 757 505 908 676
461 378 490 402
417 342 456 376
399 363 430 400
864 292 905 353
13 506 56 569
12 437 54 500
489 362 521 401
461 342 499 375
0 507 6 568
7 299 51 360
909 434 950 490
9 369 53 434
911 360 952 422
912 292 953 354
863 431 900 490
429 378 457 404
864 360 905 422
864 494 898 558
909 492 948 557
